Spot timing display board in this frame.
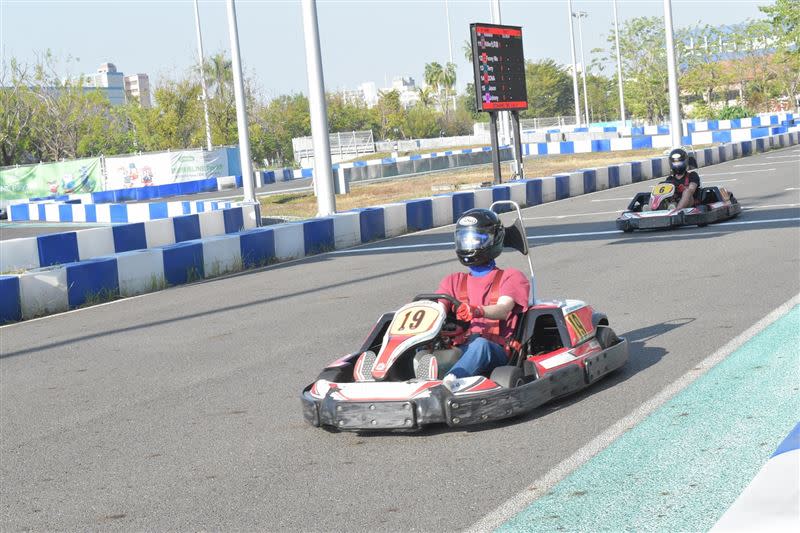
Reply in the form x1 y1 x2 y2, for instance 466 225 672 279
470 23 528 111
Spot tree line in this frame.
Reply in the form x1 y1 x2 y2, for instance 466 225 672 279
0 0 795 168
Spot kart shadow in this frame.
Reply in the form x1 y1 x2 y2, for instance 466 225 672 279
353 318 694 437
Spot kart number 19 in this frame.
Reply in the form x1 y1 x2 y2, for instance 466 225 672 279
389 305 439 335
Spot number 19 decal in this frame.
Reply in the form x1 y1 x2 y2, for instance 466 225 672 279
389 305 439 335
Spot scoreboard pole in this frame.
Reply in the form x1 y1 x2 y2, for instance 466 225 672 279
512 110 524 180
489 112 502 184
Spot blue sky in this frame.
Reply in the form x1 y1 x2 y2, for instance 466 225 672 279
1 0 766 99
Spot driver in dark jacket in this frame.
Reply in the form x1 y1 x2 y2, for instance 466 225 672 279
664 148 701 210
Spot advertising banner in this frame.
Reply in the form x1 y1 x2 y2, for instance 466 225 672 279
104 148 229 190
0 158 101 201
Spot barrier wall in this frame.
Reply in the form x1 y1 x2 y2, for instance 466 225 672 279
1 130 797 323
1 205 258 274
8 199 237 223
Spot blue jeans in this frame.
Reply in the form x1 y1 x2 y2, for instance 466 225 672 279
448 335 508 378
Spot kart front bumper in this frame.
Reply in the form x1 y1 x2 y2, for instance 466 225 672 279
616 204 740 231
301 379 553 431
616 211 685 231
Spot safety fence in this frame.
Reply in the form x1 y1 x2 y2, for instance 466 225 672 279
1 130 796 323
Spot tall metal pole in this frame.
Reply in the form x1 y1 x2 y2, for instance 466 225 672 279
575 11 590 125
566 0 582 126
225 0 256 204
193 0 213 151
301 0 336 216
612 0 626 124
445 0 456 110
663 0 683 148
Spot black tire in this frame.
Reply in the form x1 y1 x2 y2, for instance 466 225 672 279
623 227 634 233
490 366 525 389
595 325 620 349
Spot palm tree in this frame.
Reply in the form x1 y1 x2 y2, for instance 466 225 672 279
424 62 443 96
442 62 457 114
462 39 473 64
416 86 435 108
206 53 232 101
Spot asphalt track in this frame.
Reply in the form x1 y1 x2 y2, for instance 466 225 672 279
0 147 798 531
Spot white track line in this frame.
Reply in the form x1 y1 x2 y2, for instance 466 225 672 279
734 161 796 168
590 197 635 202
703 169 775 176
330 216 800 254
704 178 738 183
466 294 800 533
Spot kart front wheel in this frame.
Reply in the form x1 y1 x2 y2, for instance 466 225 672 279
595 326 620 349
490 366 525 389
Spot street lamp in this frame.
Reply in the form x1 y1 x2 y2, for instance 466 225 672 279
663 0 683 148
301 0 336 217
225 0 256 206
566 0 582 127
573 10 590 126
193 0 213 151
612 0 626 124
445 0 457 110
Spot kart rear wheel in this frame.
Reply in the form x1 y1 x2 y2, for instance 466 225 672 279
595 325 620 349
490 366 525 389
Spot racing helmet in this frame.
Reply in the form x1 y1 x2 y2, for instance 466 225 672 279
669 148 688 174
454 208 505 266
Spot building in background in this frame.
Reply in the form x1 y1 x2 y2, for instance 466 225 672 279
353 77 419 109
82 63 151 107
124 73 151 107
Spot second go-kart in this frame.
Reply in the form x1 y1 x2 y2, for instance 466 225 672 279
616 180 741 232
301 201 629 431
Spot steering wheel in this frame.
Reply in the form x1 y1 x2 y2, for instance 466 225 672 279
413 293 471 331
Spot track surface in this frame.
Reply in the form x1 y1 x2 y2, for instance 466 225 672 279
1 147 798 530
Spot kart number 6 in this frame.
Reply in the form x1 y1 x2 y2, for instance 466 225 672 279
652 183 675 196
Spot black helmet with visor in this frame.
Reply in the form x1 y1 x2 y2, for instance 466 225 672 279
454 208 505 266
669 148 689 175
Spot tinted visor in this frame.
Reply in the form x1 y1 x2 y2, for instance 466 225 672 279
455 227 492 252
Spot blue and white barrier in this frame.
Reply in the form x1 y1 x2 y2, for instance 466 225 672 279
8 199 237 223
712 422 800 532
1 130 797 323
0 205 257 274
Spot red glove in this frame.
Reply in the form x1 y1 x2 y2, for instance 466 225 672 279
457 303 484 321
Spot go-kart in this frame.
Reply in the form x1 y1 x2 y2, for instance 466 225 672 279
301 201 629 431
616 180 741 232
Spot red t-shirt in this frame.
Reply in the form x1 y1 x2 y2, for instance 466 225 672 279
437 267 530 340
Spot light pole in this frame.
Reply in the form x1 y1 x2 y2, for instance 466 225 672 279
193 0 213 151
225 0 256 205
612 0 626 124
445 0 457 110
301 0 336 217
573 10 590 125
566 0 582 126
663 0 683 148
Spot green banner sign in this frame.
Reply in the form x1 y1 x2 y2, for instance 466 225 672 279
0 158 101 201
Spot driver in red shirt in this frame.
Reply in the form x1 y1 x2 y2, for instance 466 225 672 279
436 209 530 389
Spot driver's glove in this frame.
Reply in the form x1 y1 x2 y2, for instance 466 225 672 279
457 303 484 321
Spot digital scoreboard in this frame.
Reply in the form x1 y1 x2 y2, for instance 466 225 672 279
470 23 528 112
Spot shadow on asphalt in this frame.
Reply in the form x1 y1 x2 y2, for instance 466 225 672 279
347 318 695 438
